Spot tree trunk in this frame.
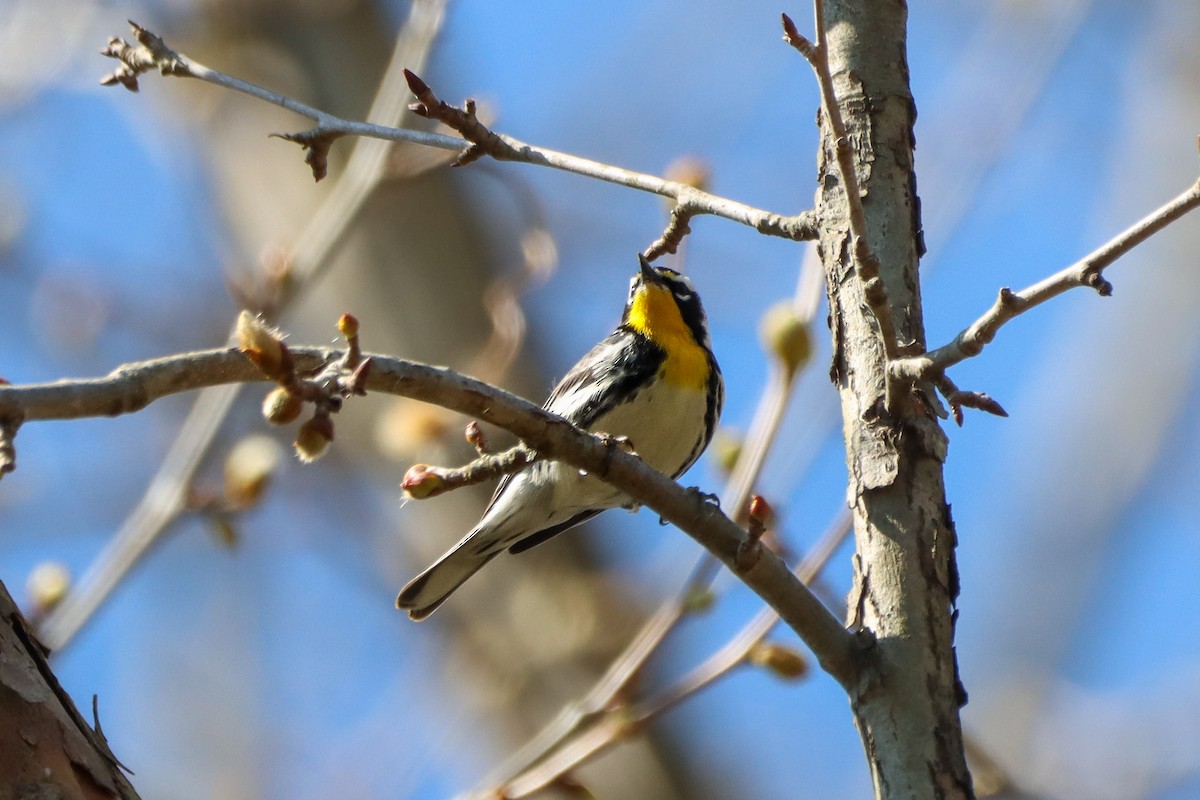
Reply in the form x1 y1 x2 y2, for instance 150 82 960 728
0 581 139 799
816 1 974 796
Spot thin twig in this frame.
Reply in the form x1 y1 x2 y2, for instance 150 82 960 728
643 200 697 261
495 511 853 799
0 345 859 682
782 10 902 408
890 176 1200 383
99 21 817 242
37 2 450 653
400 445 539 499
399 67 817 240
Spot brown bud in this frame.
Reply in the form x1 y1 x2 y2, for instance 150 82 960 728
223 434 283 507
749 641 809 681
294 413 334 463
465 421 488 454
748 495 774 527
261 387 302 425
664 155 711 193
236 311 289 379
401 464 447 500
337 313 359 340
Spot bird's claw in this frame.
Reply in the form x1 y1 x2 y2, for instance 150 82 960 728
687 487 721 508
597 433 636 454
658 487 720 526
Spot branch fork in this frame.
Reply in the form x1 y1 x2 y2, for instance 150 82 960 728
402 441 539 501
643 195 699 261
403 70 515 167
889 176 1200 421
238 311 372 462
99 20 187 92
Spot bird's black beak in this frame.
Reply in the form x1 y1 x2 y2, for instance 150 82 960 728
638 255 657 283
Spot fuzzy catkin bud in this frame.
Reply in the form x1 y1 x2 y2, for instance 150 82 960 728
294 414 334 463
27 562 71 614
760 302 812 376
236 311 290 379
710 428 742 475
262 387 303 425
749 641 809 681
223 434 283 507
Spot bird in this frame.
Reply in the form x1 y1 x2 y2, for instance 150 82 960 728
396 256 723 620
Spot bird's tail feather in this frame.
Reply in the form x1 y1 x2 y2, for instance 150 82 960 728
396 535 498 620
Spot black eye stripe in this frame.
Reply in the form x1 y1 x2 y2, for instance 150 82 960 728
627 268 699 308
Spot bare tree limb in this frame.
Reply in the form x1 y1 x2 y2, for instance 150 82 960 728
491 510 852 799
782 10 903 409
98 22 819 245
891 176 1200 383
400 445 539 499
35 3 452 654
0 346 860 684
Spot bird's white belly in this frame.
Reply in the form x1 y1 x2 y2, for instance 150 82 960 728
479 380 710 539
587 379 708 477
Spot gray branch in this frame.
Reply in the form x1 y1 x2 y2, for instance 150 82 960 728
892 176 1200 381
0 348 860 686
101 21 818 244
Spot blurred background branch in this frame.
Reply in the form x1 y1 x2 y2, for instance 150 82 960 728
0 1 1198 798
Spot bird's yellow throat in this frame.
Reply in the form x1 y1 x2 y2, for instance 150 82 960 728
625 284 710 391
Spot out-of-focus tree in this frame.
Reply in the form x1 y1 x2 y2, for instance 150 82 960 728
0 1 1198 799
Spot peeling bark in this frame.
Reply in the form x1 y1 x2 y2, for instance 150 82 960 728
0 582 139 800
815 1 974 797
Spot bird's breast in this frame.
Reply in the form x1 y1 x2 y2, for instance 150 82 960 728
588 378 710 478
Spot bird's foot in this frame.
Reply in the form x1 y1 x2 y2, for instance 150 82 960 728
658 486 720 526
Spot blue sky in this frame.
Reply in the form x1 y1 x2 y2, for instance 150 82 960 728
2 1 1199 798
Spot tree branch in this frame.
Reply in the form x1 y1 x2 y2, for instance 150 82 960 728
0 348 860 684
890 175 1200 383
37 3 451 654
490 510 852 799
400 445 539 499
782 10 903 408
99 22 818 245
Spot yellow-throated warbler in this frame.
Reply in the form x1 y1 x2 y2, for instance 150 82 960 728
397 257 723 619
